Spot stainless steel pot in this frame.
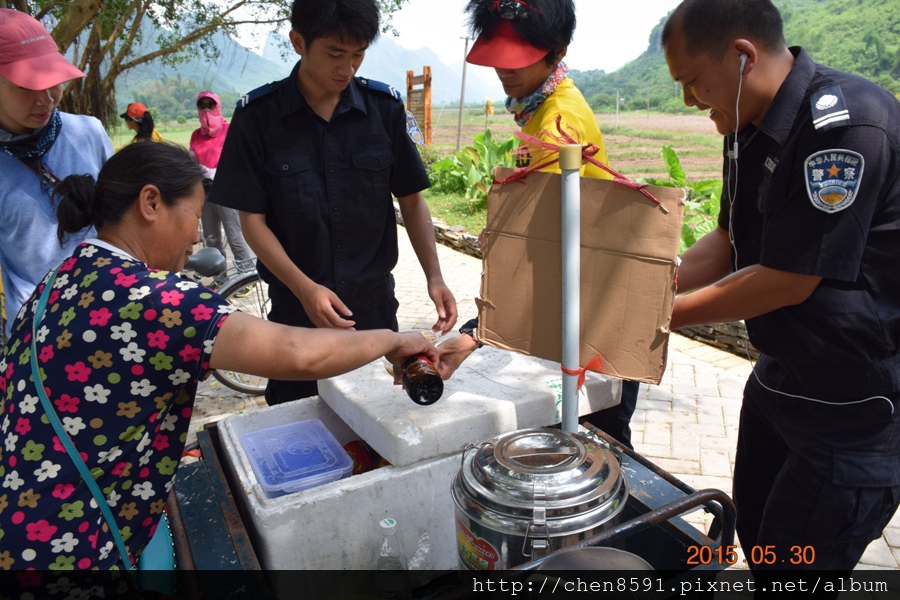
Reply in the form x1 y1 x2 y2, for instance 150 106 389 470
452 428 628 571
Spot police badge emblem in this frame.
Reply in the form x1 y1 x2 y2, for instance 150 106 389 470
406 111 425 145
804 149 864 213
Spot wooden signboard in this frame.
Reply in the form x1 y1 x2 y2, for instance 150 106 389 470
406 66 432 146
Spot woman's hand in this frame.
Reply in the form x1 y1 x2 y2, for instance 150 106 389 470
385 332 440 385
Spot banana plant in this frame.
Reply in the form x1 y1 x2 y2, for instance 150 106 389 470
639 145 722 253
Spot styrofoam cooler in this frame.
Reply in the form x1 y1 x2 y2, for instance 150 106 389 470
220 397 462 572
219 347 621 572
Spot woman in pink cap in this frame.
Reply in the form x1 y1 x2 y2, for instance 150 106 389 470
189 90 253 286
0 8 113 338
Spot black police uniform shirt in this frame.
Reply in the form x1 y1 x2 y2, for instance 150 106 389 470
209 60 430 320
718 47 900 399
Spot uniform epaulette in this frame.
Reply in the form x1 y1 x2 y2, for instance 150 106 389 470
356 77 402 102
236 81 279 110
810 84 850 132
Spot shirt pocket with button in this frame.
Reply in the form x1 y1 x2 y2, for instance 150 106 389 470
265 154 316 214
352 148 394 209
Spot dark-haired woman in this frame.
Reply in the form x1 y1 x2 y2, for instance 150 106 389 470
0 141 438 570
120 101 163 145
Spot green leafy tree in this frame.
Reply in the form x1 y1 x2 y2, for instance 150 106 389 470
3 0 409 128
571 0 899 113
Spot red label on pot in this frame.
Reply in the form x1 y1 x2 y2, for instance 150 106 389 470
456 516 499 571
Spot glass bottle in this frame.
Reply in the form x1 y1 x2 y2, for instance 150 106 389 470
401 355 443 405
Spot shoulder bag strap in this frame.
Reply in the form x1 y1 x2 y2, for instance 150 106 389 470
29 267 135 570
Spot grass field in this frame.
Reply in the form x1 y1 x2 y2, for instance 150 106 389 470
431 106 721 181
120 108 721 180
120 108 722 235
425 107 722 233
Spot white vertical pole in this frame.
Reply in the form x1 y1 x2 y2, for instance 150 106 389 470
615 88 620 129
559 144 582 434
456 37 470 152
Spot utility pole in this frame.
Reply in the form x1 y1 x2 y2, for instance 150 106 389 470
456 36 470 152
615 88 620 129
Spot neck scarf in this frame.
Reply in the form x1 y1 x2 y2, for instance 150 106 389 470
0 109 63 159
506 62 568 127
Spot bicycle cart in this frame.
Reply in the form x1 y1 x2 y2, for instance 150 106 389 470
170 413 736 599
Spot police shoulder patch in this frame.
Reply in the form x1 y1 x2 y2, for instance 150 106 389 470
357 77 402 102
804 149 864 213
405 111 425 145
810 85 850 132
235 81 279 109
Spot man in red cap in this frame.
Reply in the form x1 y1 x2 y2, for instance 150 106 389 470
0 9 112 337
439 0 643 449
464 0 611 179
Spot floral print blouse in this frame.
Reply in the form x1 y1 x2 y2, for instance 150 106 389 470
0 241 234 570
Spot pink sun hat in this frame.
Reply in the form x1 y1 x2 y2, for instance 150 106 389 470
0 9 85 90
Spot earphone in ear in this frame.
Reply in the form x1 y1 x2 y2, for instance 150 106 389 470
739 53 748 74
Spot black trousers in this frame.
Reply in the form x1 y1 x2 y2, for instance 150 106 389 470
264 282 398 405
581 379 640 449
734 355 900 591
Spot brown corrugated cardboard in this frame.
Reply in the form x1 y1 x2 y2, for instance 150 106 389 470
476 168 686 384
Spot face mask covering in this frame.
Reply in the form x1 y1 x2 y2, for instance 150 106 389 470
197 94 227 138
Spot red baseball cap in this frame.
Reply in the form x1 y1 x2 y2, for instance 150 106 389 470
120 102 148 122
0 9 84 90
466 20 548 69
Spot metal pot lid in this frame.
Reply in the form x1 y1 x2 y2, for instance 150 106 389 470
461 428 625 519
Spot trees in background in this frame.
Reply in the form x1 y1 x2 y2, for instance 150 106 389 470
2 1 407 128
572 0 900 114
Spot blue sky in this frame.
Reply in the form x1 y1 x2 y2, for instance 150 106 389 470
238 0 682 74
389 0 683 73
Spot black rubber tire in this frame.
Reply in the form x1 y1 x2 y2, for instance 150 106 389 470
212 271 270 395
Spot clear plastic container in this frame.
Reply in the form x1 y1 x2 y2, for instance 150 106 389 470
241 418 353 498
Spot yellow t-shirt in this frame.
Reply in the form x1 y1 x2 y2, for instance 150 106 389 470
520 78 612 180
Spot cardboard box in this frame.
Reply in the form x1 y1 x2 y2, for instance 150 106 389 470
477 169 685 384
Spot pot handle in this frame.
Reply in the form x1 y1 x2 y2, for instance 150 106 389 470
458 441 492 474
523 485 549 558
459 443 475 473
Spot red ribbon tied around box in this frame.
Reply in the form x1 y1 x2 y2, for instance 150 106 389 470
496 114 666 212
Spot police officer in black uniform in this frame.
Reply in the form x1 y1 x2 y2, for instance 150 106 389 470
210 0 457 404
662 0 900 585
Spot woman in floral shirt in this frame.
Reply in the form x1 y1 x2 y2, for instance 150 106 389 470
0 142 437 571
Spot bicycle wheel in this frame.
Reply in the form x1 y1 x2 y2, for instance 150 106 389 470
214 271 271 395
